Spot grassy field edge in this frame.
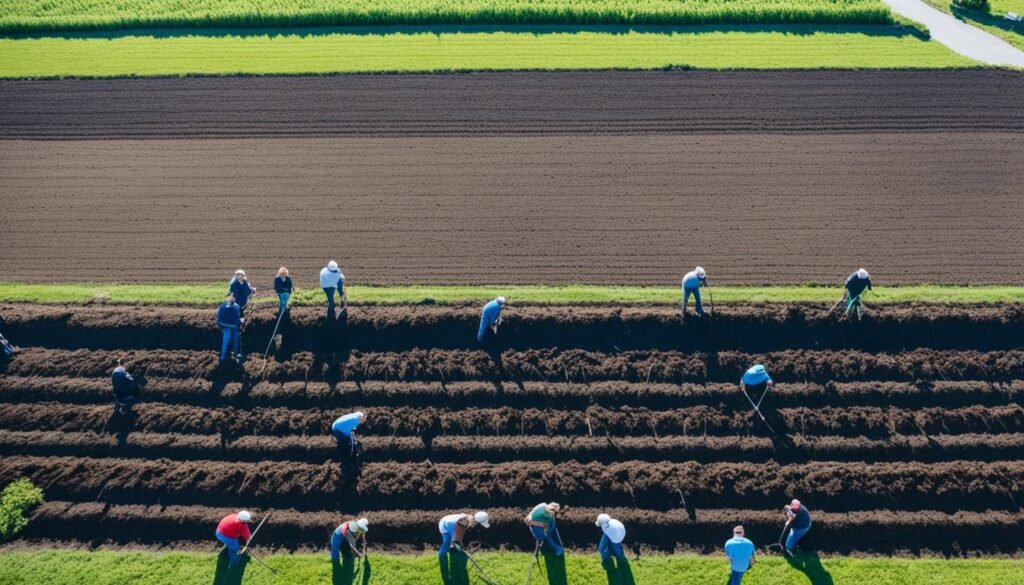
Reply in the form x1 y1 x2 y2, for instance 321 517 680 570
2 549 1023 585
0 282 1021 306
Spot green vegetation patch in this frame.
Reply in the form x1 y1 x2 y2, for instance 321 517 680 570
0 0 894 33
924 0 1024 51
0 480 44 541
0 27 975 78
1 550 1023 585
1 282 1021 306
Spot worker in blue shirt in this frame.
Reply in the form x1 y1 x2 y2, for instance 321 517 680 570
228 270 256 317
681 266 707 318
724 525 755 584
477 297 506 343
783 499 813 554
843 268 872 320
217 293 243 363
111 360 138 415
320 260 346 318
332 411 365 458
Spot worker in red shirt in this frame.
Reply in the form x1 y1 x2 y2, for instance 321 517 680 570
216 510 253 569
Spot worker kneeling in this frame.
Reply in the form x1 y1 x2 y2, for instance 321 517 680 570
438 511 490 577
595 513 627 564
525 502 563 556
215 510 253 570
331 517 369 562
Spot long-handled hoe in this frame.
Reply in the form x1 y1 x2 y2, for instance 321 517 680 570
766 520 791 555
707 285 715 319
353 537 368 582
454 543 501 585
741 383 776 434
239 512 277 575
258 305 289 376
524 540 542 585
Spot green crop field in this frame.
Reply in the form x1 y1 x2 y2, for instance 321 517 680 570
1 550 1022 585
0 0 894 32
1 282 1021 306
0 26 974 78
923 0 1024 51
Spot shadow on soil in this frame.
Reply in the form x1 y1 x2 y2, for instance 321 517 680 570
3 23 923 41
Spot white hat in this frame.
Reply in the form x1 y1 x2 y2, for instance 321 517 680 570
695 266 706 278
356 518 369 532
238 510 252 522
328 260 339 271
474 511 490 528
496 296 506 305
857 268 869 279
595 513 611 527
234 270 246 277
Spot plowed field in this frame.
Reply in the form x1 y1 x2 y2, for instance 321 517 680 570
0 303 1021 555
1 71 1023 284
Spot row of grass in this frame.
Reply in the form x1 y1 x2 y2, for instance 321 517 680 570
0 282 1021 306
0 27 974 78
923 0 1024 51
1 550 1023 585
0 0 894 33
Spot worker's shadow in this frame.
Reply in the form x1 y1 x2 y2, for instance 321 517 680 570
212 550 248 585
542 552 569 585
786 551 834 585
601 556 636 585
440 552 471 585
331 555 371 585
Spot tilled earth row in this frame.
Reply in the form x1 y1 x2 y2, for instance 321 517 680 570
1 304 1022 553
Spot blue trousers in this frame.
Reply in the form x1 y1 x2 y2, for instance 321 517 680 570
324 287 336 315
530 521 564 555
219 326 240 361
728 570 746 585
683 286 705 316
330 529 356 562
598 534 625 562
277 292 291 313
786 524 811 551
439 530 455 556
216 531 241 568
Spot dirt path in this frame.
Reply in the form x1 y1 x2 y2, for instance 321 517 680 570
883 0 1024 66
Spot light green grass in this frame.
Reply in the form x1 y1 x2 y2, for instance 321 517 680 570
924 0 1024 51
1 550 1023 585
0 0 895 32
0 27 975 78
0 282 1021 306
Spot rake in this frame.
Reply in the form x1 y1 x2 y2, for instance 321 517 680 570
454 543 501 585
741 382 776 434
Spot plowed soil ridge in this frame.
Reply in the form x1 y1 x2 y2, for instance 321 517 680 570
2 72 1023 139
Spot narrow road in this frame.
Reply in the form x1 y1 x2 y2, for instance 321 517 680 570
883 0 1024 66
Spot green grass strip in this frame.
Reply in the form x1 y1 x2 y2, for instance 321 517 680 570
0 0 895 33
1 550 1022 585
0 27 976 78
0 282 1021 306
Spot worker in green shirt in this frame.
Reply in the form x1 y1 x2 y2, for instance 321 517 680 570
524 502 563 555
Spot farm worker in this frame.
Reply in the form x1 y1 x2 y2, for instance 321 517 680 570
331 411 365 456
229 270 256 317
681 266 707 318
438 511 490 574
273 267 293 314
843 268 872 320
111 359 138 415
783 499 812 554
525 502 563 556
724 525 755 585
217 293 243 363
477 297 506 343
740 364 773 394
330 517 369 562
320 260 346 317
0 331 16 362
595 513 627 563
215 510 253 570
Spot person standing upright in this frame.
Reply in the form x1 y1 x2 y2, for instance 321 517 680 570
320 260 346 318
724 525 755 584
217 293 243 363
273 267 293 314
229 270 255 317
